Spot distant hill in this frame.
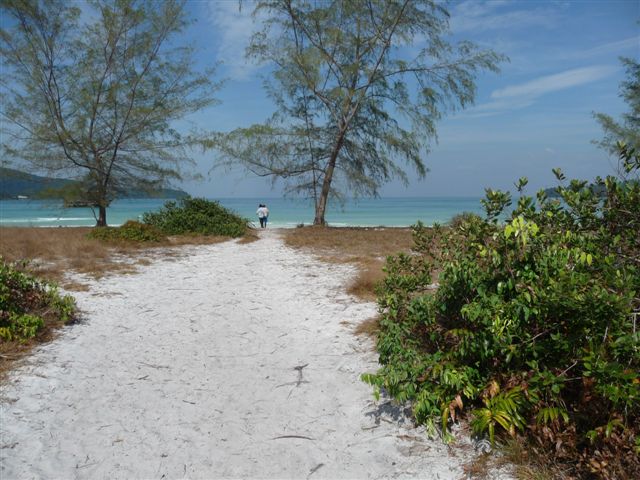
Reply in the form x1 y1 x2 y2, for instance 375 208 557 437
0 167 74 199
0 167 188 200
544 182 630 198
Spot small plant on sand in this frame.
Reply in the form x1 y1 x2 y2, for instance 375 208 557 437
363 143 639 478
143 197 249 237
0 259 76 342
87 220 166 243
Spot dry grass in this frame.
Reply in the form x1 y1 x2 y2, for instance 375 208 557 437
463 453 493 479
463 438 571 480
353 315 380 338
283 226 414 336
500 438 574 480
284 226 414 298
0 227 234 287
236 230 260 244
0 314 70 383
0 226 248 381
284 225 413 257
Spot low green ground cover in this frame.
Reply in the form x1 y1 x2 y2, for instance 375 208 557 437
364 144 639 478
0 260 76 342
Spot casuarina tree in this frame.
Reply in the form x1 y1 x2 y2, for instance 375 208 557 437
1 0 218 225
214 0 505 225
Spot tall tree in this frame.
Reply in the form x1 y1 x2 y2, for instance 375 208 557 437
215 0 504 225
593 57 640 174
1 0 218 226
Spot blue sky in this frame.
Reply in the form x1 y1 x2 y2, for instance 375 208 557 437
180 0 639 198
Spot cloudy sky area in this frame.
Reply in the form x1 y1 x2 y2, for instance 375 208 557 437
183 0 638 198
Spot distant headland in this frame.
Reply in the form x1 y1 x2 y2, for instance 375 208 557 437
0 167 188 201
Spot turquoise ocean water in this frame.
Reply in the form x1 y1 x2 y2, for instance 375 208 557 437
0 197 484 228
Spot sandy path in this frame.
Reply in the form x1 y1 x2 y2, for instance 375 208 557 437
1 230 472 479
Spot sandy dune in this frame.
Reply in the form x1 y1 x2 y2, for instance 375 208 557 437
1 230 475 479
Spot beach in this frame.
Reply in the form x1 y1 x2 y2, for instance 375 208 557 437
1 229 479 479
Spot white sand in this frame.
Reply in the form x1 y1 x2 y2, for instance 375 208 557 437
1 230 477 479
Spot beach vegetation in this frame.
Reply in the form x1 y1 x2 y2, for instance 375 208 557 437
142 197 250 238
593 58 639 164
87 220 166 243
283 226 414 302
0 259 75 342
448 211 483 230
0 227 232 290
213 0 505 225
0 0 218 226
363 143 640 478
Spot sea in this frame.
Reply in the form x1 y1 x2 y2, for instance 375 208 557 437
0 197 485 228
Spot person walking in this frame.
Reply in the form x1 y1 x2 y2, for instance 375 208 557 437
256 204 269 228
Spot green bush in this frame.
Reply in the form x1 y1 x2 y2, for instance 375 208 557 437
363 144 639 478
87 220 166 242
142 197 249 237
0 259 76 342
448 211 483 229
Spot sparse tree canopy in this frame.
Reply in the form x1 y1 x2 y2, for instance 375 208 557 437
593 57 640 172
215 0 504 225
1 0 218 226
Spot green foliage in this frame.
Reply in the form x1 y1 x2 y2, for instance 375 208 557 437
472 386 528 445
216 0 504 225
87 220 166 242
142 197 249 237
364 144 640 476
448 211 483 229
1 0 218 225
593 58 640 156
0 259 76 342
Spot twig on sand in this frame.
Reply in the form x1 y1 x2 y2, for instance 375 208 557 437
276 364 310 388
308 463 325 478
138 362 170 369
272 435 314 441
294 363 309 377
275 364 311 398
208 353 260 359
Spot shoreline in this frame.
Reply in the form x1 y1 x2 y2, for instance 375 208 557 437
0 196 486 229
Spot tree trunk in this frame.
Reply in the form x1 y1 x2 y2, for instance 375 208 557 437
96 205 107 227
314 129 346 225
314 153 337 225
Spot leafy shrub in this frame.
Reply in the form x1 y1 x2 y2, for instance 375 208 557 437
363 144 639 478
87 220 166 242
448 211 483 229
142 197 249 237
0 259 76 342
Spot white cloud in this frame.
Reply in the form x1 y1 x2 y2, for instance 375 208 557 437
206 1 265 80
450 0 559 33
454 65 618 118
454 98 534 118
559 36 640 60
491 65 618 100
